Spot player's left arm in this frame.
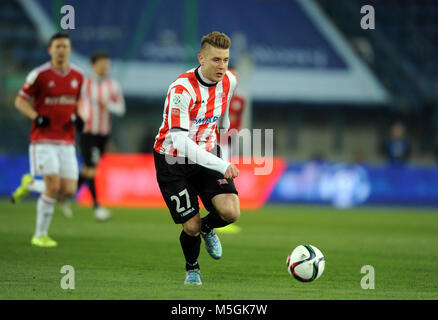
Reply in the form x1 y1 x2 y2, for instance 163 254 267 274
106 80 126 116
72 76 85 132
217 71 237 135
218 103 230 135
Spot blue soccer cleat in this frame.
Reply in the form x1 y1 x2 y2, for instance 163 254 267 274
184 269 202 285
201 230 222 260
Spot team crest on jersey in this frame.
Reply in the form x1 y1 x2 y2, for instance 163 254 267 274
172 95 181 105
71 79 78 89
48 80 55 88
219 92 226 99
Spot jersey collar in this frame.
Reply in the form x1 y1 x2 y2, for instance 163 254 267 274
50 62 71 77
195 66 218 87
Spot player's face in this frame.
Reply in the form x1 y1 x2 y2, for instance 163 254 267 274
93 58 110 77
48 38 71 64
198 45 229 82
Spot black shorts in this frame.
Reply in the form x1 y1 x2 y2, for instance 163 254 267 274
154 148 238 224
79 133 109 167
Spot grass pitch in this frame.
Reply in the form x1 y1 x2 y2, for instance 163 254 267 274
0 199 437 300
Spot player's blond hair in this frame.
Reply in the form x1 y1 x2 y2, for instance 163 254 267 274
200 31 231 52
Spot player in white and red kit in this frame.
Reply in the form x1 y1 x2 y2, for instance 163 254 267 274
154 31 240 285
77 51 126 221
11 32 84 247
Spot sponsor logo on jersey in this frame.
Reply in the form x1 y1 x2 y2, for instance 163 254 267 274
44 95 77 105
191 116 219 125
194 100 205 105
172 108 180 115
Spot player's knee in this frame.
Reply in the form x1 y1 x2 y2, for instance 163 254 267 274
61 188 75 198
44 181 61 197
217 198 240 223
183 217 201 236
81 166 96 178
183 225 201 237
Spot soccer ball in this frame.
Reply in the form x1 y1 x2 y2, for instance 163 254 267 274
286 244 325 282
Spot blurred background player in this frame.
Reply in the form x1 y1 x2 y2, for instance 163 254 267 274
216 64 245 235
154 31 240 285
11 32 84 247
77 51 126 221
381 120 411 165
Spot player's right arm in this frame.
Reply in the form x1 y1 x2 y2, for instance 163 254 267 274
167 86 238 178
15 69 50 127
14 96 38 121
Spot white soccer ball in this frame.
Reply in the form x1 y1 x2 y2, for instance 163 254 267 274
286 244 325 282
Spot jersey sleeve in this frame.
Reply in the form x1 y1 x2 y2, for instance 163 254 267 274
18 69 39 100
78 78 91 120
168 86 192 131
106 79 126 116
218 71 238 133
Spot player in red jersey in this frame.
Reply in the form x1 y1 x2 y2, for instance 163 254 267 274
11 32 84 247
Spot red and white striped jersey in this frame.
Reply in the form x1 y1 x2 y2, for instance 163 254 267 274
80 74 125 136
154 66 237 156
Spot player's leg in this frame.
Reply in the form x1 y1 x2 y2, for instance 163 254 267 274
11 173 37 203
11 144 47 203
214 141 241 234
194 164 240 259
58 177 77 220
165 184 202 285
24 144 60 247
210 193 240 225
200 194 240 250
56 144 80 219
154 151 202 285
31 173 60 247
200 144 240 230
78 133 110 220
78 133 99 208
80 165 111 221
181 213 202 285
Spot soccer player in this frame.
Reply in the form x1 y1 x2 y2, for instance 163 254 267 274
154 31 240 285
11 32 84 247
77 51 126 221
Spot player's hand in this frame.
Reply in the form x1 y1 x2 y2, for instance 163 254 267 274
35 115 50 127
224 164 239 179
71 113 85 132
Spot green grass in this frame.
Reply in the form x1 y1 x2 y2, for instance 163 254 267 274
1 199 438 300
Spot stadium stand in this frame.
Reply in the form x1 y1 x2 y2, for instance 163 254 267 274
317 0 438 156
